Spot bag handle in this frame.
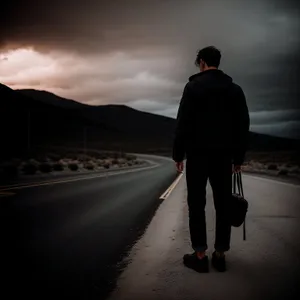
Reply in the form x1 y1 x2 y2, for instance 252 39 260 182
238 171 246 241
233 171 244 197
237 172 244 197
233 172 237 194
233 171 246 241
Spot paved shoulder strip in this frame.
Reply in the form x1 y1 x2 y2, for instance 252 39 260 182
244 174 300 188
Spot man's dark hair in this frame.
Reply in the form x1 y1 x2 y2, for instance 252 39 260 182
195 46 221 68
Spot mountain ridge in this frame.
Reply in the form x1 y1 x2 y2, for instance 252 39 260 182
1 83 299 160
16 87 300 143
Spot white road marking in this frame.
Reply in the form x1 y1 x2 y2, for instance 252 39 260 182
159 172 184 200
0 164 159 192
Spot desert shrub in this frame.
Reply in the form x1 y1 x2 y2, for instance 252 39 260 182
97 159 105 167
98 152 108 160
59 159 68 166
39 163 53 173
52 162 64 171
243 160 252 166
47 153 61 162
112 158 119 165
68 163 79 171
251 162 264 170
22 163 38 175
66 153 78 160
267 164 278 171
84 163 95 170
78 154 93 162
118 158 126 165
28 159 39 166
278 169 289 176
125 154 136 161
117 163 124 168
103 162 110 169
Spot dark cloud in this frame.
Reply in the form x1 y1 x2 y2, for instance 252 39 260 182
251 121 300 139
1 0 300 138
250 110 300 125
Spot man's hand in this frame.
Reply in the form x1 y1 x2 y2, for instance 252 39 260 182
176 161 184 173
232 164 241 173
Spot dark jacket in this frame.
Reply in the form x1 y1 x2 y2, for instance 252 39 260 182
172 69 250 165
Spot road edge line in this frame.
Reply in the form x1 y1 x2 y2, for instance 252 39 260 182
0 163 159 192
159 172 184 200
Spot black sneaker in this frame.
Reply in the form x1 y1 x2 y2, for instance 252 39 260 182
211 251 226 272
183 252 209 273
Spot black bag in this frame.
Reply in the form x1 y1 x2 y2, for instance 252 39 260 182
229 171 248 240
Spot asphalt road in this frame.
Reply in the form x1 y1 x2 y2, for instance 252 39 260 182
110 173 300 300
0 155 177 300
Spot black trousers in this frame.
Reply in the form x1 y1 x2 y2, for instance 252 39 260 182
185 151 232 252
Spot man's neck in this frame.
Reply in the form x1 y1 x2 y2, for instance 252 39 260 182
203 66 217 72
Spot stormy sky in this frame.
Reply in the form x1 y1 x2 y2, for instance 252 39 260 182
1 0 300 138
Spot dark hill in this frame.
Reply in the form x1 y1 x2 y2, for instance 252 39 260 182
17 89 176 139
17 88 300 152
1 83 299 160
0 84 121 160
17 89 86 109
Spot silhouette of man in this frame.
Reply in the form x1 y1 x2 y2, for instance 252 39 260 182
173 46 250 272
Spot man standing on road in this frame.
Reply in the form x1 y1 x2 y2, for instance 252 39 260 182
173 46 250 272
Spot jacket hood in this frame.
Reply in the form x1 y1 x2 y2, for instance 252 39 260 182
188 69 233 88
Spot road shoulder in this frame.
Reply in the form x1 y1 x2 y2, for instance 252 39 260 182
109 175 300 300
243 170 300 186
109 177 256 300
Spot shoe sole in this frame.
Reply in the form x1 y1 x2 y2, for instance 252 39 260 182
183 260 209 273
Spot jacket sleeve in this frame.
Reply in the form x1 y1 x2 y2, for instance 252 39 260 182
232 85 250 165
172 83 190 162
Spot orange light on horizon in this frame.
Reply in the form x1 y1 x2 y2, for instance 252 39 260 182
0 48 59 88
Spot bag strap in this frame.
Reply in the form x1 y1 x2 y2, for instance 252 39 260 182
237 172 244 197
239 171 246 241
232 171 247 241
233 172 237 194
243 219 246 240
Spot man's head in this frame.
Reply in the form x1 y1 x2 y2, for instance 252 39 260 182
195 46 221 72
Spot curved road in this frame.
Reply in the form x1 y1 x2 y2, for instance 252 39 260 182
0 155 177 299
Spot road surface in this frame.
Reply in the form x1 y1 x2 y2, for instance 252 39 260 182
0 155 177 299
110 173 300 300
